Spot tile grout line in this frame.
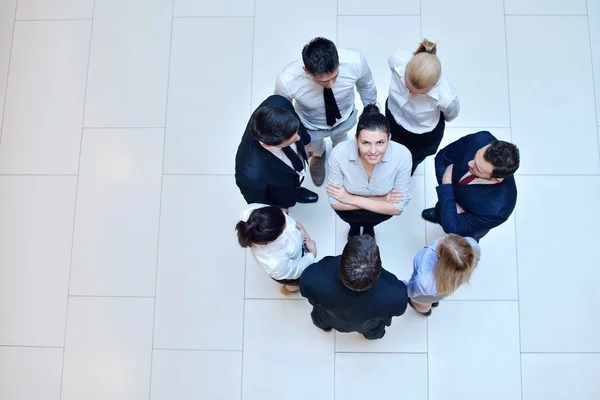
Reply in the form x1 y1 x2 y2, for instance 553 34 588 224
15 18 93 21
503 3 524 399
240 1 257 397
148 1 176 399
334 2 339 397
504 13 588 16
585 0 600 165
0 344 64 349
59 1 95 398
0 0 18 144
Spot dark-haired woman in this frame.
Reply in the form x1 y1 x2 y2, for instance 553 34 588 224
326 104 412 239
236 204 317 294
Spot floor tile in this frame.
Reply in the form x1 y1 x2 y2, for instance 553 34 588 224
0 176 77 346
338 16 421 109
0 347 63 400
252 0 337 108
335 353 427 400
164 17 252 174
16 0 94 20
174 0 253 16
335 177 427 284
0 20 91 174
521 354 600 400
428 301 521 400
61 297 154 400
69 128 164 296
83 0 172 127
338 0 420 15
151 350 242 400
153 176 246 350
506 16 599 174
422 0 510 128
589 0 600 125
242 299 334 400
516 176 600 352
504 0 587 15
335 310 427 353
0 0 16 127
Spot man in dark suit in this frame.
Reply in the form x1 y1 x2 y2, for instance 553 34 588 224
235 95 318 210
300 235 407 340
422 131 520 241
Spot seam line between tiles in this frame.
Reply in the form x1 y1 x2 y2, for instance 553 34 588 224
15 18 93 21
148 1 176 399
172 15 254 19
0 344 64 349
585 1 600 164
0 0 17 143
504 13 588 16
59 1 95 399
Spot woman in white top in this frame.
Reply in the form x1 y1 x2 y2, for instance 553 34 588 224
406 234 479 316
326 105 412 239
236 203 317 294
386 39 460 174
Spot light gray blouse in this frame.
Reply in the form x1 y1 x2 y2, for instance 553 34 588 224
326 139 412 211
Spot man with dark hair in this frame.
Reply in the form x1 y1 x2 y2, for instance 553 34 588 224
422 131 520 241
275 37 377 187
235 95 318 210
300 235 407 340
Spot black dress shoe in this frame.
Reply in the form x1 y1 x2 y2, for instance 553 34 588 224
296 187 318 203
421 208 438 223
432 302 439 308
408 298 432 316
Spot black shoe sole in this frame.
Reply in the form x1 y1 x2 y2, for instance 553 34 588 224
408 298 432 316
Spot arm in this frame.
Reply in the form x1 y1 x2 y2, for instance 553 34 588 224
332 191 401 216
274 72 293 102
436 185 501 237
440 96 460 122
355 54 377 106
391 150 412 212
326 148 360 209
439 79 460 122
271 252 316 281
235 175 268 205
434 134 473 184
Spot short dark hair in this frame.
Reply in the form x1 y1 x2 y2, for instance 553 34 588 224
339 235 382 292
235 206 286 248
250 105 299 146
484 140 520 178
356 104 390 137
302 37 339 75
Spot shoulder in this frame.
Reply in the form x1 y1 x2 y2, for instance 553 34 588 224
389 48 413 68
472 130 497 145
278 59 305 80
259 94 295 112
338 48 363 64
332 139 355 158
388 141 412 165
435 74 457 101
302 256 339 278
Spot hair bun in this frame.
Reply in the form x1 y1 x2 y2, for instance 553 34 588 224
362 104 380 115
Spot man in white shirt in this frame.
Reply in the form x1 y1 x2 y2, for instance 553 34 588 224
275 37 377 186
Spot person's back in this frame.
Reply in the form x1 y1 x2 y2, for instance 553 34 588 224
300 235 407 340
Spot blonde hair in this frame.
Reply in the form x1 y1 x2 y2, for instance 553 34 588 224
406 39 441 92
434 234 480 294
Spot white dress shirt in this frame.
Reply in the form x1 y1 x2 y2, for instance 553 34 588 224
240 204 315 280
459 171 498 185
388 48 460 133
265 144 306 179
275 48 377 131
327 139 413 212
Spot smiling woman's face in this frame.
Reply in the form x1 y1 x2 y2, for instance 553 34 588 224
357 129 390 165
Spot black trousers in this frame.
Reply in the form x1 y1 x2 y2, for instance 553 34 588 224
433 202 488 242
335 209 392 229
385 98 445 175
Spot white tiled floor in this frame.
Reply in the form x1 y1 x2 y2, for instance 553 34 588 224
0 1 599 399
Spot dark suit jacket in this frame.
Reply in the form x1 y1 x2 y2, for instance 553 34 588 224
235 95 311 208
434 131 517 240
300 256 407 336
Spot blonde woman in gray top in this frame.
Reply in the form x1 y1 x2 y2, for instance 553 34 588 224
326 105 412 239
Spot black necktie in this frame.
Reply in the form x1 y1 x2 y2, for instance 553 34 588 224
323 87 342 126
282 145 304 172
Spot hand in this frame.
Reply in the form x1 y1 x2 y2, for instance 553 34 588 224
442 164 454 185
326 184 352 204
384 190 404 204
304 238 317 257
304 144 313 158
456 203 465 214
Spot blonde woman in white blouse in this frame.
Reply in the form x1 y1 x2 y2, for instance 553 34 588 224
326 105 412 239
386 39 460 174
236 203 317 294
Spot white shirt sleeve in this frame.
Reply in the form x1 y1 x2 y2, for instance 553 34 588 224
274 71 293 102
270 252 316 280
438 79 460 122
355 53 377 106
392 147 413 212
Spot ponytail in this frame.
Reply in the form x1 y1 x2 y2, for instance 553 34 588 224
235 206 286 247
407 38 442 92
